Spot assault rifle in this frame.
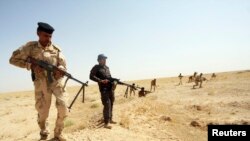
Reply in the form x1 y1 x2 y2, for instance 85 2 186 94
108 78 137 89
26 57 88 111
108 78 141 98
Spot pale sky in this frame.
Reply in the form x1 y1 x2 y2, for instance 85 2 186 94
1 0 250 93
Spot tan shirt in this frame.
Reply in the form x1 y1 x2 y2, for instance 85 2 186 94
9 41 66 80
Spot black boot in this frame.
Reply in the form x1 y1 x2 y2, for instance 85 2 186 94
104 123 112 129
110 120 117 124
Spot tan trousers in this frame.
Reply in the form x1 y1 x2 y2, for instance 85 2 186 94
34 77 68 137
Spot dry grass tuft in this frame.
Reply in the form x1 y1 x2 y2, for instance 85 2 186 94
190 121 200 127
160 116 172 122
90 103 99 108
119 112 130 129
64 118 75 128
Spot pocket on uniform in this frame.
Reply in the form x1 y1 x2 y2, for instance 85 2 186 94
34 80 41 90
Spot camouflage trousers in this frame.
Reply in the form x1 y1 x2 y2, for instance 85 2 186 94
100 89 115 124
34 77 68 137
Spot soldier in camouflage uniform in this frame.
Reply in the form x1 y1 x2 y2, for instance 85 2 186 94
150 79 157 91
138 87 151 97
193 73 207 89
178 73 183 85
129 83 136 96
188 72 197 83
9 22 68 141
211 73 216 80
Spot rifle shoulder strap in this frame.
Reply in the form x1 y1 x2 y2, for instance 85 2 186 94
52 44 61 66
29 41 38 81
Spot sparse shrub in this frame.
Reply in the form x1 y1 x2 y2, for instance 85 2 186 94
190 121 200 127
90 99 96 102
77 124 86 130
90 103 99 108
64 119 74 128
160 116 172 122
120 113 130 129
4 98 10 101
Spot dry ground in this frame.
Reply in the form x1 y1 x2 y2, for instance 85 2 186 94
0 70 249 141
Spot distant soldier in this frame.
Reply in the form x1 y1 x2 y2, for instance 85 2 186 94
188 72 197 83
211 73 216 80
138 87 151 97
124 86 129 98
193 73 207 89
129 83 136 96
150 79 157 92
178 73 183 85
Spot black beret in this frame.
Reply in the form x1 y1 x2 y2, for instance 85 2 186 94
37 22 54 34
97 54 107 60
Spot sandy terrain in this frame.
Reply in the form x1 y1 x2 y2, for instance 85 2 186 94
0 70 249 141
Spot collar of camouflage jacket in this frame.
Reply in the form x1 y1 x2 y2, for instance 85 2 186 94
38 41 54 51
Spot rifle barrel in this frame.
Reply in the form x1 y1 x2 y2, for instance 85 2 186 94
70 76 88 86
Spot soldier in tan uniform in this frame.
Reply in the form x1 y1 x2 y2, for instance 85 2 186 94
150 79 157 92
178 73 183 85
211 73 216 80
138 87 151 97
193 73 207 89
188 72 197 83
129 83 136 96
9 22 68 141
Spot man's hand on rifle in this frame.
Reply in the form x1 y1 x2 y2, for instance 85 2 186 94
54 69 65 80
100 79 109 84
31 64 44 74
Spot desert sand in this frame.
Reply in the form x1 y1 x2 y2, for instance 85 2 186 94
0 70 249 141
